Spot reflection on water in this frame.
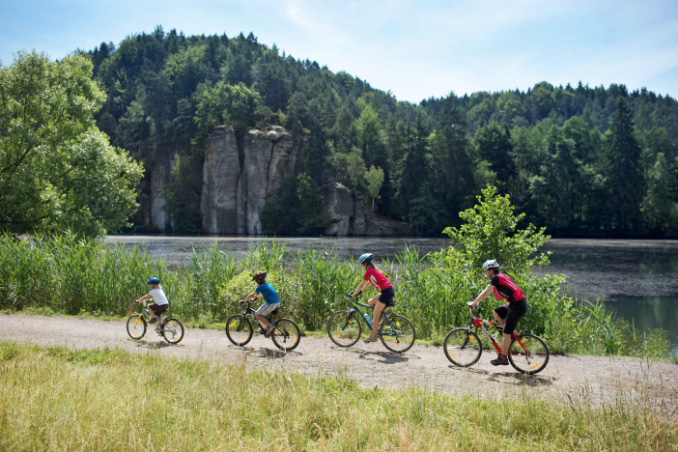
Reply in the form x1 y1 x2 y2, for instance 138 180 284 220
106 236 678 347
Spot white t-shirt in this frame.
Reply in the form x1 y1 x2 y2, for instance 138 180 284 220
149 288 169 306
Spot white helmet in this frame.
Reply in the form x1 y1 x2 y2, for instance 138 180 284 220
482 259 499 271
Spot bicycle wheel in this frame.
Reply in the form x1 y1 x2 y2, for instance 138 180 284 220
126 314 146 340
379 314 415 353
327 310 362 347
508 333 550 375
271 318 301 352
225 315 253 346
443 328 482 367
162 318 185 344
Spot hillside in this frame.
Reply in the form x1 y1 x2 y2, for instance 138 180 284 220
88 27 678 237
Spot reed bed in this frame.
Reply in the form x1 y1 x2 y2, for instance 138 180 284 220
0 234 671 358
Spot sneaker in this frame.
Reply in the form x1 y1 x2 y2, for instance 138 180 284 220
491 355 509 366
149 318 157 324
264 325 275 337
363 336 378 343
155 325 163 334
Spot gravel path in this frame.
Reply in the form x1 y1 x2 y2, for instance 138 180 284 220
2 314 676 416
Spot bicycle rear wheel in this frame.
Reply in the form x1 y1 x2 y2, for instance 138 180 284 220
443 328 482 367
271 318 301 352
162 318 184 344
379 314 415 353
508 333 549 375
225 315 253 346
126 314 146 340
327 310 362 347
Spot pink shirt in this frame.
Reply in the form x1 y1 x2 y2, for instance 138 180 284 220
363 267 392 291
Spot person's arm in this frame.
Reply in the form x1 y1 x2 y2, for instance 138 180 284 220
470 284 494 308
352 280 370 297
240 291 259 303
135 294 152 303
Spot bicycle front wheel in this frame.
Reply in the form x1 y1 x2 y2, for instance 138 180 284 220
508 333 549 375
443 328 482 367
327 310 362 347
225 315 253 346
379 314 415 353
271 318 301 352
162 318 185 344
126 314 146 340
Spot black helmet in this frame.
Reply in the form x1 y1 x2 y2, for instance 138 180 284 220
252 271 267 284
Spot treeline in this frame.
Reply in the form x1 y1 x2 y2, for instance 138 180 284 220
87 27 678 237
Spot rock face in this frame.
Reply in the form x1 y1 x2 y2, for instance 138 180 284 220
202 125 298 235
323 182 410 236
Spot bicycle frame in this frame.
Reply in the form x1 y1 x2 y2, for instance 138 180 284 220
348 300 398 337
240 300 279 330
467 309 528 355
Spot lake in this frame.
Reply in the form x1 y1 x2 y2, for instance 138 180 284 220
106 236 678 349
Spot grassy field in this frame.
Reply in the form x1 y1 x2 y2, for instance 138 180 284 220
0 342 675 451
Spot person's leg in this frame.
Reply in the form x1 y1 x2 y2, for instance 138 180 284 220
371 301 386 338
493 304 508 327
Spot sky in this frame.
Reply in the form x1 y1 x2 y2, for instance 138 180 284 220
1 0 677 103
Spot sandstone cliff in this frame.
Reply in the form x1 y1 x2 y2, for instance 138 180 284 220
202 125 298 235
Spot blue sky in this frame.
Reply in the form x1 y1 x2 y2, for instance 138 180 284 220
1 0 676 103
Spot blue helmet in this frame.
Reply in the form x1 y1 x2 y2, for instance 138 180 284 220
358 253 373 264
147 277 160 285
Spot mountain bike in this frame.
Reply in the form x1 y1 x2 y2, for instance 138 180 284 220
225 299 301 352
126 300 185 344
327 293 415 353
443 302 549 374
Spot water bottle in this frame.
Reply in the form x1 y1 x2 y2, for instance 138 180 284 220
363 313 372 328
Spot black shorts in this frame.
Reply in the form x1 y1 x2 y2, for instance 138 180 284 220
494 298 527 335
378 287 395 306
149 304 168 315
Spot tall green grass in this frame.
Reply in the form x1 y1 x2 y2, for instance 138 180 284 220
0 234 671 358
1 342 675 451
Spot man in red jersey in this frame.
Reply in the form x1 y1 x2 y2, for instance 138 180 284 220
470 259 527 365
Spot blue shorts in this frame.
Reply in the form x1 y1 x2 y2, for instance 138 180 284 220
256 302 280 317
378 287 395 305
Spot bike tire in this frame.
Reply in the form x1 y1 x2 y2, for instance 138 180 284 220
225 314 253 346
162 317 185 344
443 328 482 367
379 314 415 353
271 318 301 352
126 314 147 340
327 310 362 347
508 333 550 375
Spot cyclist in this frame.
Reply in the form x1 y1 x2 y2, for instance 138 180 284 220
470 259 527 366
240 271 280 336
135 277 169 334
350 253 394 344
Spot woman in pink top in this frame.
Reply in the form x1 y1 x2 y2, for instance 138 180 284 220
350 253 395 343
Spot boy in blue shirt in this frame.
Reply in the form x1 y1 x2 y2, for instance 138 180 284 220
240 271 280 336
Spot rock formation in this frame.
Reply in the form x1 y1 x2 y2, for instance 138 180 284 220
202 125 298 234
323 182 410 236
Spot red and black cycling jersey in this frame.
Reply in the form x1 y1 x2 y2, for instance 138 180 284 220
490 274 525 303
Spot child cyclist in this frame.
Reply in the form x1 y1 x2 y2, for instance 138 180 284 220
135 277 170 334
240 271 280 336
350 253 394 343
470 259 528 365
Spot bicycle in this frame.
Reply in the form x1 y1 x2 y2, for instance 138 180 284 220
443 302 549 374
126 300 185 344
327 293 416 353
225 299 301 352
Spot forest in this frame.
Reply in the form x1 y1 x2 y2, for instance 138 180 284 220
84 27 678 237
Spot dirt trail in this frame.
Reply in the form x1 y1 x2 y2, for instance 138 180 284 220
1 314 676 416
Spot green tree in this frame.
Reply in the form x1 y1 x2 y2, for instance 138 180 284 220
0 51 143 236
641 153 678 236
193 81 261 136
364 165 384 211
443 186 550 276
604 98 643 234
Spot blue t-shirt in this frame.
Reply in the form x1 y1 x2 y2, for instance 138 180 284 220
255 282 280 305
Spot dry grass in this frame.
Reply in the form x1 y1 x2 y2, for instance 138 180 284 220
0 342 675 451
